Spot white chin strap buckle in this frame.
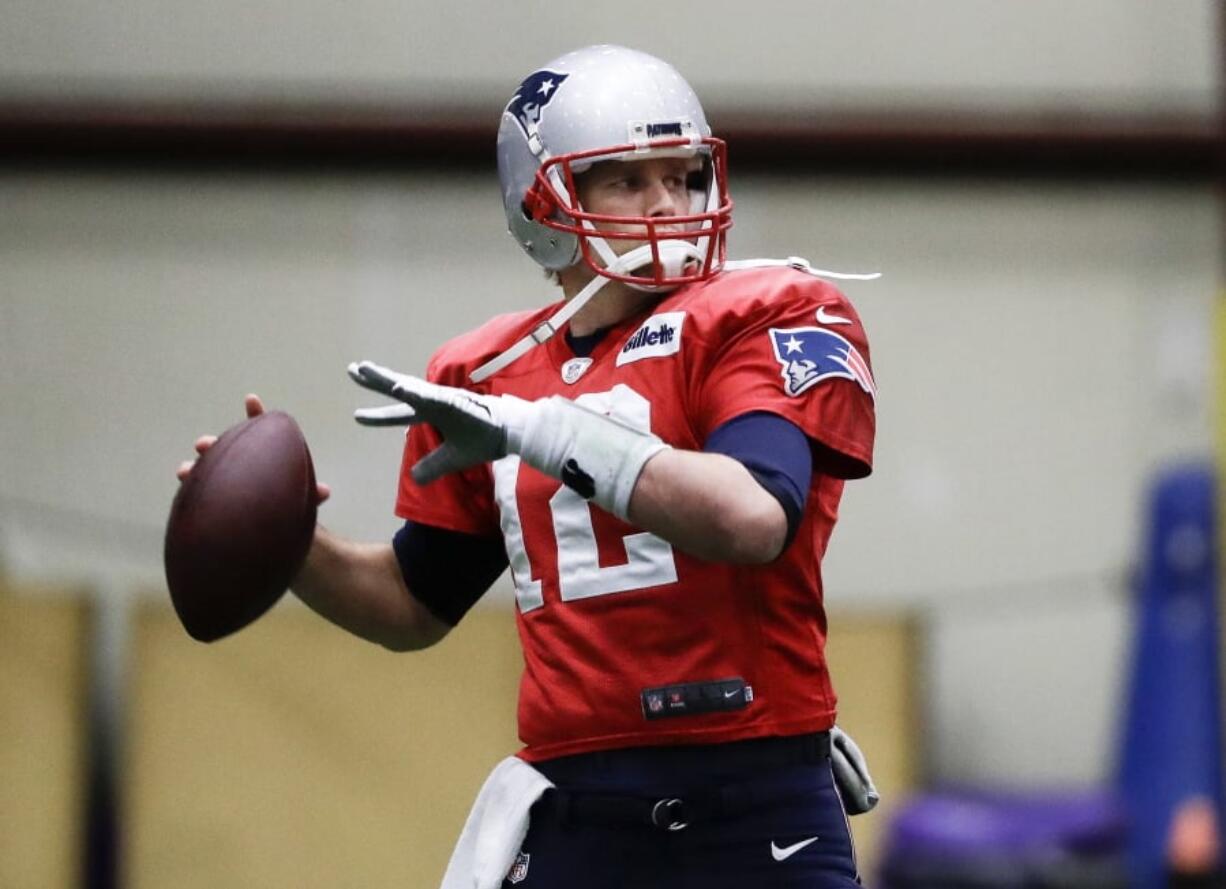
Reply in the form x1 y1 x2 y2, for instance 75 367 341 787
612 240 704 293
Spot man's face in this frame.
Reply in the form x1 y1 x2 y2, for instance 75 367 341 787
572 156 702 255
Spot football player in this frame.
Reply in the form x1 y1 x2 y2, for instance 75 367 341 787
181 44 879 888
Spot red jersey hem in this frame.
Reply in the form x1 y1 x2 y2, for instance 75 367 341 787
515 712 838 763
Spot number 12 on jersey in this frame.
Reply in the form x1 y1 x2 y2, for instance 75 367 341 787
492 385 678 612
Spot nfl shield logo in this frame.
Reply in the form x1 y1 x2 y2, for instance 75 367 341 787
561 357 592 384
507 851 531 884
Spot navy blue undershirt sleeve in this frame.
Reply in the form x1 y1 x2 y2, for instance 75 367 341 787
703 412 813 550
392 521 508 627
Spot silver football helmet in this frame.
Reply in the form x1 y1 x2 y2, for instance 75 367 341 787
496 45 732 291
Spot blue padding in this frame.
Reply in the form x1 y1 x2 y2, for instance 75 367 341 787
1116 462 1224 888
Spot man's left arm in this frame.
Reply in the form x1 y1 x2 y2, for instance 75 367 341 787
629 410 815 564
349 362 805 566
628 447 787 564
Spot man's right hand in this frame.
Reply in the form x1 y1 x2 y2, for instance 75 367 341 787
175 394 331 505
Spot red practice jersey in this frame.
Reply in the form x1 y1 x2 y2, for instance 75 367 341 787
395 263 876 761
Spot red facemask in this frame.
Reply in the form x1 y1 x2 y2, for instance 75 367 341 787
522 136 734 290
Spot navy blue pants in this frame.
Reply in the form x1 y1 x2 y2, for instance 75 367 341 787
502 734 862 888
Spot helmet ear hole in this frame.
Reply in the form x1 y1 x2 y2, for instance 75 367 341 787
522 186 559 223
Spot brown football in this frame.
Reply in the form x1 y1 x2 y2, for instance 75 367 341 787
164 410 318 642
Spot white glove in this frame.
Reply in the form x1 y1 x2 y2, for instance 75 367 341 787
348 361 668 520
830 725 880 815
349 361 528 482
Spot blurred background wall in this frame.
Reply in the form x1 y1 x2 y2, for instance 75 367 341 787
0 1 1220 886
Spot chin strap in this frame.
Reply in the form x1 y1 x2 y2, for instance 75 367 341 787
469 240 702 383
468 272 610 383
622 240 707 294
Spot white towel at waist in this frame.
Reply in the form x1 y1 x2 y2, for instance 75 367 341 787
440 756 554 889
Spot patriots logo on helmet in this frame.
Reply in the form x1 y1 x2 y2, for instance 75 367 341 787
506 69 570 139
768 326 876 399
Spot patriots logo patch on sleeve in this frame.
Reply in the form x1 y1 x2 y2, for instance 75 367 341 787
768 327 876 398
505 70 569 139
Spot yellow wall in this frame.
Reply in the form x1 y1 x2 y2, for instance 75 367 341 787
0 590 89 889
124 602 522 889
825 612 922 874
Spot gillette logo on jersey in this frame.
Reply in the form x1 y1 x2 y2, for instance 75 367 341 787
506 70 569 138
616 312 686 366
768 326 876 398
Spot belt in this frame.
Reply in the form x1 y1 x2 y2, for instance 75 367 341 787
548 732 831 832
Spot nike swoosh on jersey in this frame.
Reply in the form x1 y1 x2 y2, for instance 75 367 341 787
771 836 820 861
815 306 852 326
